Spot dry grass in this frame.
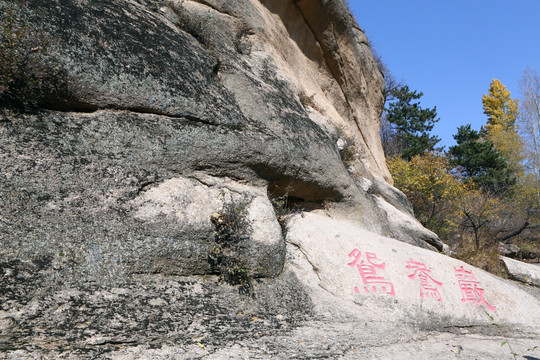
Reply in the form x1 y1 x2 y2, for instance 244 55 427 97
453 245 508 278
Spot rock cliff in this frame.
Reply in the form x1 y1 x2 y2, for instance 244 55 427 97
1 0 538 359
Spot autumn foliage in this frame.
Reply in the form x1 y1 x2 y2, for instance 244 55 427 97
482 79 524 177
388 153 465 237
385 78 539 274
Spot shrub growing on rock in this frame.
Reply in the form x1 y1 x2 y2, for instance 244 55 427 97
336 126 357 167
210 202 253 294
269 192 302 229
298 91 315 109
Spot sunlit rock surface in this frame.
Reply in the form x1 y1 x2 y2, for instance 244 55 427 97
1 0 538 358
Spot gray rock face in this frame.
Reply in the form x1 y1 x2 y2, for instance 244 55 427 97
2 215 539 359
2 0 537 359
0 0 440 284
502 256 540 288
499 242 521 257
0 261 314 358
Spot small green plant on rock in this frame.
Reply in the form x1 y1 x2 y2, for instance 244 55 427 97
298 91 315 109
336 126 358 167
485 311 519 359
270 194 291 224
269 190 303 229
210 201 253 293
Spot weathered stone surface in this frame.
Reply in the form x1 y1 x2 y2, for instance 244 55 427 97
3 0 538 358
2 213 539 359
130 174 285 277
0 259 313 359
0 0 440 284
502 256 540 288
499 242 521 257
283 213 540 359
285 213 540 332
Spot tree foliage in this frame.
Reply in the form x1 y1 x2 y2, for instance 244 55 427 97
481 79 524 175
387 153 466 236
383 75 539 270
482 79 519 132
388 152 535 257
384 85 441 160
388 152 506 253
450 188 504 251
448 124 515 193
518 67 540 206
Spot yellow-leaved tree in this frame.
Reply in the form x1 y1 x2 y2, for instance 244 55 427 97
387 153 466 237
481 79 524 177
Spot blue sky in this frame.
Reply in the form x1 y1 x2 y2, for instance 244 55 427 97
349 1 540 149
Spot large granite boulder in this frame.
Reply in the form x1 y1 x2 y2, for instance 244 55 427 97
2 213 538 359
0 0 441 286
502 256 540 288
1 0 538 358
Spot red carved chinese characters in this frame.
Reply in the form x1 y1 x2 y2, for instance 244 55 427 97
348 249 395 296
405 259 443 302
454 266 496 311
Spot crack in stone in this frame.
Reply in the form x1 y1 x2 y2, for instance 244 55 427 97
42 103 219 127
189 0 239 19
291 1 380 174
286 240 335 297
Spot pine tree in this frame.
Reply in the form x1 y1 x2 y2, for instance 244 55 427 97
385 85 441 160
448 124 515 193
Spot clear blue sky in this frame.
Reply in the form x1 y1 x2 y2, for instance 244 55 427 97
349 0 540 149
